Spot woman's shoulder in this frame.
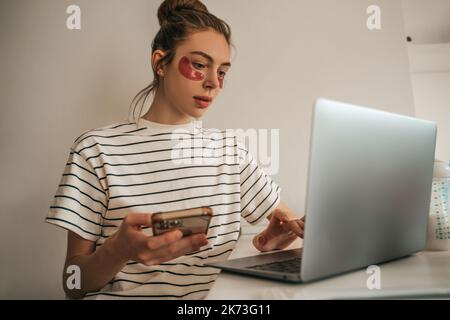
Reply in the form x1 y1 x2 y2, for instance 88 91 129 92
70 120 137 151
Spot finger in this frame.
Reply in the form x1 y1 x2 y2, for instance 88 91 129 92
123 213 153 229
258 210 301 247
266 210 290 234
259 217 289 244
272 234 299 250
273 208 301 223
257 233 297 252
299 219 305 238
253 234 268 251
168 233 208 257
299 219 305 228
145 229 184 251
276 216 302 236
286 220 303 237
145 233 208 265
270 209 289 222
256 225 277 247
254 233 267 246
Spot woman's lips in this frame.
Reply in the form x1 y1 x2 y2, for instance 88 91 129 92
193 96 212 108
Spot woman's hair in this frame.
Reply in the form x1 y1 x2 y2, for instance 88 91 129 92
128 0 233 124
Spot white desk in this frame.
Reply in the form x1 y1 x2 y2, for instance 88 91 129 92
206 235 450 300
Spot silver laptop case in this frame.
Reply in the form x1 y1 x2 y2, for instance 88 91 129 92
301 99 437 282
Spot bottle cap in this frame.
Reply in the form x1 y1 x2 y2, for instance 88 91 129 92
433 160 450 179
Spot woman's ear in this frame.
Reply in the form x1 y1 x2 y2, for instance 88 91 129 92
152 49 166 76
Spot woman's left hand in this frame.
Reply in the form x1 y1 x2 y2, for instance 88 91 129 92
252 204 305 252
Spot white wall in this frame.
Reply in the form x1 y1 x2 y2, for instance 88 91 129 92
0 0 415 299
401 1 450 162
401 0 450 44
207 0 415 232
408 43 450 161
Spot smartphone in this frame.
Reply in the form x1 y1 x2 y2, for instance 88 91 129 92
151 207 213 237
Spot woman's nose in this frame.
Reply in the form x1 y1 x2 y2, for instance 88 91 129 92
203 72 220 90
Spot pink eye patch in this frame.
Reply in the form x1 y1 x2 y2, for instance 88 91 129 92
179 56 224 89
179 57 205 81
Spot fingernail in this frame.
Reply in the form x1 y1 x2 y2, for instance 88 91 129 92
175 230 183 238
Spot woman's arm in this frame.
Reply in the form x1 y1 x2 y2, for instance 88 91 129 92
63 231 128 299
62 213 209 299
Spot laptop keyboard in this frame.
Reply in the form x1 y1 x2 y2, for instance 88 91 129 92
247 257 302 273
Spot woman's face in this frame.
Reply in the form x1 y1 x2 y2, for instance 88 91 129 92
157 29 231 119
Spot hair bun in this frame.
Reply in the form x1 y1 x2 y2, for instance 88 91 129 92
158 0 208 26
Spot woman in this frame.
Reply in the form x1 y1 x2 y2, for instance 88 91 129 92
46 0 305 300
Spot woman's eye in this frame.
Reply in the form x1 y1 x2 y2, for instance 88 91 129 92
218 71 227 78
193 63 206 70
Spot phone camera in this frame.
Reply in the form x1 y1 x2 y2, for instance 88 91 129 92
170 220 181 227
158 221 169 229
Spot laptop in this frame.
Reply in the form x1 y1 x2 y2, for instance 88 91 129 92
206 98 437 283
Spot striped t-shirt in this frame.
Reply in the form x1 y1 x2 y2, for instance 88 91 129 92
46 118 281 300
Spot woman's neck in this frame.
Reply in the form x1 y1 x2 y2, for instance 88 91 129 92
142 90 192 126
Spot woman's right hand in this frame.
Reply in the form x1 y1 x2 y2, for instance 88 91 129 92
106 213 209 266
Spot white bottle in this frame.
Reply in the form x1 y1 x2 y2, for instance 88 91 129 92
425 160 450 251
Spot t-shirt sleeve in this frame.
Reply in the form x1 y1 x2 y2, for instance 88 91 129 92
238 141 281 225
46 147 107 242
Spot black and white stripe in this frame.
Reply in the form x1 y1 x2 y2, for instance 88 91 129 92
47 119 281 300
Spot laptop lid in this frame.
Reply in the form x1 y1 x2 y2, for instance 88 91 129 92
300 99 437 282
